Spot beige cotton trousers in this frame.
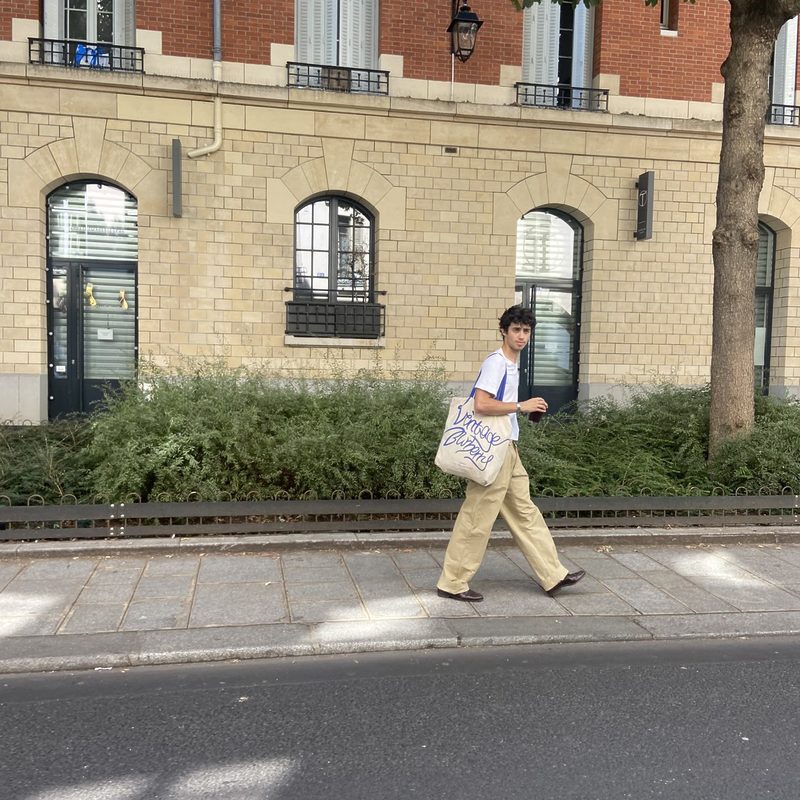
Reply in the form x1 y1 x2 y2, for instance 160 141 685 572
437 444 568 594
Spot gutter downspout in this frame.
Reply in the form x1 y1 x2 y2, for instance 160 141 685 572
188 0 223 158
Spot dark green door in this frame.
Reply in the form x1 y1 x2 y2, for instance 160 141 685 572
47 181 138 418
48 261 137 417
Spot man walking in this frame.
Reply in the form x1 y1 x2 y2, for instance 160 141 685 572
437 305 585 602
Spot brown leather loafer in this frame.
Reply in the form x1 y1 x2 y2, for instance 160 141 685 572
546 570 586 596
437 588 484 602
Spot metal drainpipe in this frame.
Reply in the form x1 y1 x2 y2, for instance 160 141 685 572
188 0 223 158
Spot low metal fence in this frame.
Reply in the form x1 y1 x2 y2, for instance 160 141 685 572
1 493 799 542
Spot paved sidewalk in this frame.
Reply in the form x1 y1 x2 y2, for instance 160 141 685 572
3 533 800 673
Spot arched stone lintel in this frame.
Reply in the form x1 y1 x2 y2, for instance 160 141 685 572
274 151 404 230
13 135 157 213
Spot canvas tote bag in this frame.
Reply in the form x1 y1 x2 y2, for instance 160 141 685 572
435 365 512 486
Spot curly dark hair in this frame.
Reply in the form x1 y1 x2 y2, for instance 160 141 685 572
499 304 535 332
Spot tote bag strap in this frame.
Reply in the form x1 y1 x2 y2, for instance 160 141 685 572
467 353 508 401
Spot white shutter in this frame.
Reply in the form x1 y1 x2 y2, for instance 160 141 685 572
571 3 594 90
296 0 336 64
116 0 136 47
364 0 378 69
43 0 63 39
773 16 798 108
339 0 362 67
339 0 377 68
521 1 560 86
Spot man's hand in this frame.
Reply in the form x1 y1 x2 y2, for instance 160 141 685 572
518 397 548 414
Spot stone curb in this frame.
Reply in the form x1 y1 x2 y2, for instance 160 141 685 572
2 525 800 560
4 611 800 675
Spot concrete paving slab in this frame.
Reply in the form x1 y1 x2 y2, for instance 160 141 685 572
635 610 800 640
642 547 750 579
0 613 65 637
131 574 195 599
359 593 427 620
285 580 360 604
120 597 192 631
189 583 288 626
142 556 201 577
602 578 693 615
562 554 639 580
449 615 652 646
690 576 800 612
77 582 138 604
556 592 638 616
388 550 441 570
608 551 672 573
86 566 143 586
644 573 739 613
470 581 563 617
0 562 23 589
343 552 403 580
400 567 441 590
196 554 282 583
768 547 800 568
0 581 87 616
416 591 481 618
59 603 127 634
280 551 347 569
15 559 96 581
288 600 369 623
282 565 351 584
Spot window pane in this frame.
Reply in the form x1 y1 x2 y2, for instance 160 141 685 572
48 183 138 261
293 197 373 304
51 267 69 380
532 288 576 387
516 211 578 283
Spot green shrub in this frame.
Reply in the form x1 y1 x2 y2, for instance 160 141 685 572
2 368 800 503
707 394 800 493
86 358 462 501
519 386 713 496
0 419 96 504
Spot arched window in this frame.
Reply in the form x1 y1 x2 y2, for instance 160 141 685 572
515 209 583 413
46 181 138 417
755 222 776 393
287 196 383 339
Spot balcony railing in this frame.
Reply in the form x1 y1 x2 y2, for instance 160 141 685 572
516 82 609 112
767 104 800 126
285 287 385 339
287 62 389 95
29 37 145 73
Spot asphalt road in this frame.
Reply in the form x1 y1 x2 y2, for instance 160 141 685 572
1 637 799 800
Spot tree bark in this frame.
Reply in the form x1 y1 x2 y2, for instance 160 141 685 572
708 0 800 457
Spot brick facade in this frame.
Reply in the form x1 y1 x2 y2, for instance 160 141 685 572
1 1 800 422
595 0 730 102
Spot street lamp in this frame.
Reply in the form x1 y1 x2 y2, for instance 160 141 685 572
447 1 483 63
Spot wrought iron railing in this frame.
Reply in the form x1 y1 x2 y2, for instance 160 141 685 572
516 82 609 112
1 494 799 542
284 286 386 339
29 37 145 73
767 104 800 126
287 62 390 95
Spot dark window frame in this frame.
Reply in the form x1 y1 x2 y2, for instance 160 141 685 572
287 194 383 339
756 221 776 394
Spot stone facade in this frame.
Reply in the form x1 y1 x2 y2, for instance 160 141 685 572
0 2 799 422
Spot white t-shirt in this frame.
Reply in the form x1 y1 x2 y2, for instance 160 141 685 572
474 348 520 441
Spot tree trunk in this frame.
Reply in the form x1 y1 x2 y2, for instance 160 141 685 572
708 0 800 457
